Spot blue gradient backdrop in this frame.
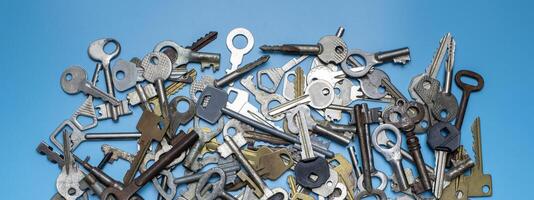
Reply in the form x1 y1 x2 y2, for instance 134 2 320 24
1 0 532 199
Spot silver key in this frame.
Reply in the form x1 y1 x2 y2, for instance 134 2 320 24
154 40 220 69
306 65 345 88
95 100 132 120
226 87 278 128
88 38 121 121
431 38 459 122
371 124 410 191
141 51 172 117
269 79 335 116
359 69 390 100
60 66 121 106
341 47 410 78
285 106 351 145
240 75 287 121
112 59 188 92
257 55 307 93
226 27 254 74
56 130 84 200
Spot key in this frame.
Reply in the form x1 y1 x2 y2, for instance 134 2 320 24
341 47 410 78
261 27 348 64
371 124 410 191
269 79 335 116
56 130 85 200
60 66 121 106
183 116 223 170
358 69 390 100
69 131 140 150
195 86 335 157
162 31 218 65
226 87 278 128
141 51 173 119
427 122 460 198
431 38 459 122
218 133 289 200
195 168 237 200
454 69 484 130
111 59 189 92
293 106 331 188
287 175 313 200
241 75 287 121
328 154 356 200
101 132 198 200
464 117 492 197
70 59 104 130
154 40 220 69
226 27 255 74
122 109 170 184
167 96 196 136
282 67 306 100
257 55 308 93
88 38 121 121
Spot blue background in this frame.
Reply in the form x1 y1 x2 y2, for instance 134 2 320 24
1 0 532 199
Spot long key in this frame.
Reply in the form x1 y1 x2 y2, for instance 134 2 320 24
56 131 85 200
88 38 121 121
269 79 335 116
226 27 254 74
154 40 220 69
464 117 492 197
60 66 120 106
341 47 410 78
431 38 459 122
257 55 308 93
293 106 331 188
101 132 198 200
69 131 141 149
122 110 169 184
427 122 460 198
141 51 173 119
261 27 347 64
371 124 409 191
196 86 335 157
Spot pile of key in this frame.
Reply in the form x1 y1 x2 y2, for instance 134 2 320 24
37 27 493 200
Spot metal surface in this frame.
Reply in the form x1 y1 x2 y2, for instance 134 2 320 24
226 27 254 74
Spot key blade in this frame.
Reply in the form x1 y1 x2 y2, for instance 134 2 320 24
471 117 483 172
427 33 452 78
281 55 308 71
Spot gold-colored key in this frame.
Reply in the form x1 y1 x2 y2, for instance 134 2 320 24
287 175 313 200
441 147 469 200
328 154 356 200
257 148 294 180
294 67 305 98
150 69 197 116
464 117 492 197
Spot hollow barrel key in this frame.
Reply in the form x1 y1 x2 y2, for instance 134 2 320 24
153 40 220 69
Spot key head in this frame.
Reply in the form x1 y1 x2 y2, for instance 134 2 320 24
413 75 441 104
359 69 389 99
317 35 348 64
455 69 484 92
88 38 121 64
112 59 138 91
168 96 195 135
60 66 87 94
341 48 376 78
306 80 335 109
195 167 226 200
136 110 168 141
372 123 402 161
294 156 330 188
141 51 172 83
427 122 460 152
196 86 228 124
431 93 459 122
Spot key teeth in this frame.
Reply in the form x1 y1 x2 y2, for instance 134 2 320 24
471 117 481 162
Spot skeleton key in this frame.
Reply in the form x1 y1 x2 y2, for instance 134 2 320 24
226 27 254 74
241 75 287 121
261 27 348 64
141 51 173 119
122 109 169 184
269 79 335 116
56 131 85 200
60 66 121 106
431 38 459 122
154 40 220 69
257 55 308 93
464 117 492 197
88 38 121 121
341 47 410 78
195 168 237 200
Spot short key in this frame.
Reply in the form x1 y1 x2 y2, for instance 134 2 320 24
226 27 255 74
257 55 308 93
371 124 409 191
60 66 121 106
88 38 121 121
260 27 348 65
154 40 220 69
341 47 410 78
431 38 459 122
141 51 173 119
269 79 335 116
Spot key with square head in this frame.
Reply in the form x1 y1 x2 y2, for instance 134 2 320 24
293 106 331 188
122 109 170 184
257 55 308 93
341 47 410 78
141 51 172 118
196 86 335 158
226 27 255 74
269 79 335 116
260 27 348 65
154 40 220 69
88 38 121 121
464 117 492 197
427 122 460 198
60 66 121 106
431 38 459 122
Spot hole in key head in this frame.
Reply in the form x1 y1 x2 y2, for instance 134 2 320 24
423 80 432 90
460 76 480 87
482 185 490 194
348 54 366 70
419 120 429 129
75 115 95 127
334 88 341 95
195 91 202 100
260 73 275 91
68 188 76 195
288 74 296 82
322 88 330 96
440 127 450 138
280 153 291 166
176 100 190 113
329 160 341 167
268 100 281 110
104 42 117 54
150 56 159 65
440 109 448 118
456 190 464 199
371 176 383 189
65 73 73 81
308 173 319 182
227 127 236 136
228 90 238 104
335 46 344 54
389 112 402 123
116 70 125 80
232 34 248 49
377 85 386 94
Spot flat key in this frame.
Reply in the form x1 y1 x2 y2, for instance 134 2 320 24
427 122 460 198
60 66 121 106
260 27 347 64
269 79 335 116
154 40 220 69
257 55 308 93
226 27 254 74
371 124 409 191
431 38 459 122
454 69 484 130
141 51 172 119
464 117 492 197
122 110 169 184
341 47 410 78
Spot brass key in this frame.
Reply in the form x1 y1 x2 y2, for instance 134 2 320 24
464 117 492 197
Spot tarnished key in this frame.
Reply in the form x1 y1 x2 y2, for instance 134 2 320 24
341 47 410 78
431 38 459 122
464 117 492 197
122 110 169 184
257 55 308 93
154 40 220 69
261 27 347 64
141 51 173 119
269 79 335 116
56 131 85 200
60 66 120 106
